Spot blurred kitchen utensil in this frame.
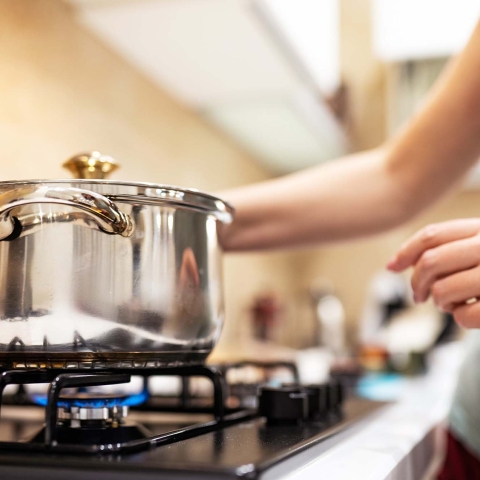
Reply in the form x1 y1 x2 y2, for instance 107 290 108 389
310 277 346 355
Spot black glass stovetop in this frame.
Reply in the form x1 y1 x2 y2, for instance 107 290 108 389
0 366 385 480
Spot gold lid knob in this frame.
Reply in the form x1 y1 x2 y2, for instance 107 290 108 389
63 151 119 179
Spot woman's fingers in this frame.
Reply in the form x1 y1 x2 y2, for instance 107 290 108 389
387 219 480 272
429 266 480 312
453 301 480 329
386 218 480 325
410 236 480 302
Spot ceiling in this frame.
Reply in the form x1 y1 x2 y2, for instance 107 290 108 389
68 0 347 173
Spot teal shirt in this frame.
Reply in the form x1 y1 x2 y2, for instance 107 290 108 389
450 331 480 456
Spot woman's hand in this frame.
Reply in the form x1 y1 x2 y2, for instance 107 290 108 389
387 219 480 328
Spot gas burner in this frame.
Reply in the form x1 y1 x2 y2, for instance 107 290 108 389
57 393 133 428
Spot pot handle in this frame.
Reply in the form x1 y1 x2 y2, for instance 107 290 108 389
0 185 134 241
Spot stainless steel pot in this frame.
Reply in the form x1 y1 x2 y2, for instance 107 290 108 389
0 152 233 369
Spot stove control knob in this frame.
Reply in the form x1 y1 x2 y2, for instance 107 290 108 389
326 380 345 418
258 386 309 424
304 385 328 421
335 380 345 406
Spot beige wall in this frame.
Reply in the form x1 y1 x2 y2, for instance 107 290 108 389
0 0 300 353
340 0 387 151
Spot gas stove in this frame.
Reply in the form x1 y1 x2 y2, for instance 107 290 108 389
0 363 384 479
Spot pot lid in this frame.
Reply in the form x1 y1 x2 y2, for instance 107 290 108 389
0 152 234 223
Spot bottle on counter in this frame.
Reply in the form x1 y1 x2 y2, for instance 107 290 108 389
310 277 346 356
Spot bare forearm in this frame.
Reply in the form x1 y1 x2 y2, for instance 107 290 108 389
220 147 412 251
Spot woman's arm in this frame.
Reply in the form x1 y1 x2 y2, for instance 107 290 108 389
221 21 480 252
387 219 480 328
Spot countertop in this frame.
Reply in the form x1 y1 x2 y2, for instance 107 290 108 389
264 342 464 480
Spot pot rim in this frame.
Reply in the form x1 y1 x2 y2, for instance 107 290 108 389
0 179 235 222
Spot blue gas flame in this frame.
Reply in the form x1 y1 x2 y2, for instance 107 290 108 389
31 389 149 408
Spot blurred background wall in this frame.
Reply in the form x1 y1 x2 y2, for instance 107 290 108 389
1 0 480 353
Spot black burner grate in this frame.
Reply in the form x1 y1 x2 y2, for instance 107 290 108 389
0 367 255 454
